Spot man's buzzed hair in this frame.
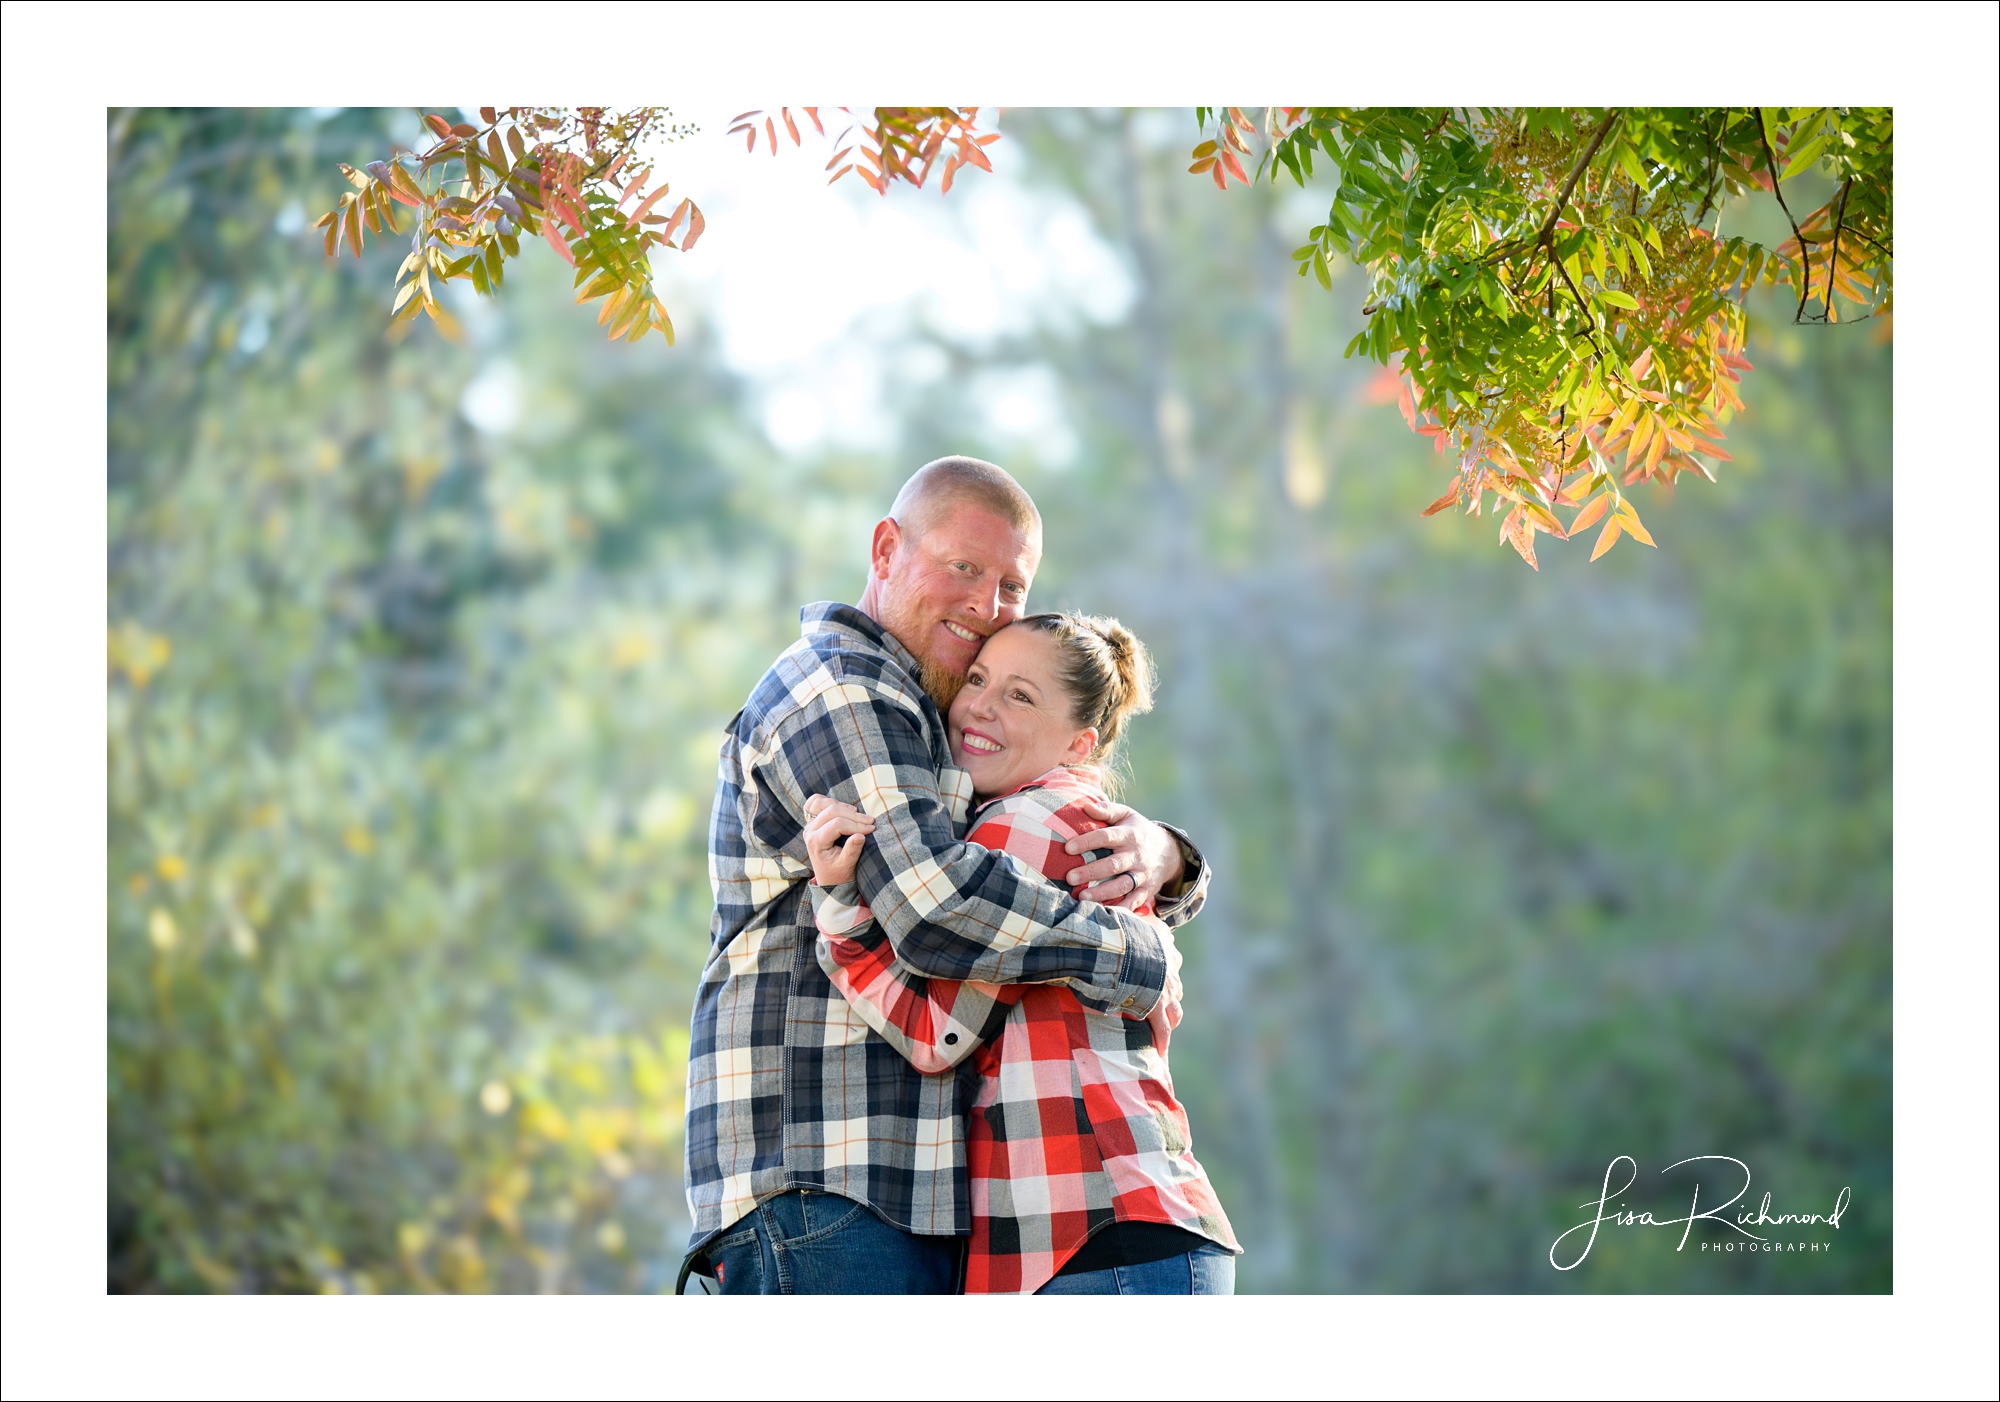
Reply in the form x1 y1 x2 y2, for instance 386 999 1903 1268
889 456 1042 548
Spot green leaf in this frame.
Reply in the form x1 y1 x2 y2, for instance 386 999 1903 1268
1600 289 1641 309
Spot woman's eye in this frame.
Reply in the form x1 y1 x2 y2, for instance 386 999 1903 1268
1011 690 1032 704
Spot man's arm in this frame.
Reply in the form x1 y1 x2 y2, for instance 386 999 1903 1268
757 684 1171 1017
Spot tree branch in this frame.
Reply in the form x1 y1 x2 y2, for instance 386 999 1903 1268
1755 108 1813 323
1535 110 1620 251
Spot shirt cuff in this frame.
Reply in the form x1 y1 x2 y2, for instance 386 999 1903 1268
1151 823 1211 928
808 880 874 936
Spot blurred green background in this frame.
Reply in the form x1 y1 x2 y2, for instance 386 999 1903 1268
107 108 1890 1293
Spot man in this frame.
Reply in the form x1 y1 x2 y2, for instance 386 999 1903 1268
681 456 1209 1294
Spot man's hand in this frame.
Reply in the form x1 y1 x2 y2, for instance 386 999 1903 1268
1065 801 1185 911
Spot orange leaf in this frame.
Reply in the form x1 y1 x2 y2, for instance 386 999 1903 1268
425 113 452 139
782 108 801 145
1630 345 1655 382
679 203 706 252
766 117 777 154
1567 492 1611 535
1420 481 1463 517
803 107 824 135
627 184 673 229
1397 378 1417 430
1220 148 1249 184
1589 513 1623 561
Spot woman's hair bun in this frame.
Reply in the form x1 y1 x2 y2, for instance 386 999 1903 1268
1015 612 1157 792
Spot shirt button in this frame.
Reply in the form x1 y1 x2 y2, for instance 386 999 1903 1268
1121 996 1136 1008
944 1033 959 1045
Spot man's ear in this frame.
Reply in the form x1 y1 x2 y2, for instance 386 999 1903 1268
870 517 903 580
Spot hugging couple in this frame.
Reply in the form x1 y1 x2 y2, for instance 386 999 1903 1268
679 456 1238 1295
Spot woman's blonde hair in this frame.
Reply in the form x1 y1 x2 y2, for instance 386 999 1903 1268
1015 612 1156 796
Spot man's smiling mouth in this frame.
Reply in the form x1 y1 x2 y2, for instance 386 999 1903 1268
943 621 982 644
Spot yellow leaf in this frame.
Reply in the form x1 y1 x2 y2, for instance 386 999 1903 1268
1614 499 1657 547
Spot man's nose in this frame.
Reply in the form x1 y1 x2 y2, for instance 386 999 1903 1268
963 583 1003 623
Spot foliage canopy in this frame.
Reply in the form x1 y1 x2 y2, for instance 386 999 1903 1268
1207 106 1893 564
323 105 1889 566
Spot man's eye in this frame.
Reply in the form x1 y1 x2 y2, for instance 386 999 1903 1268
953 561 973 574
1003 582 1025 596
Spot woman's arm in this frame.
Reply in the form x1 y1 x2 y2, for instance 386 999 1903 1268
810 881 1015 1072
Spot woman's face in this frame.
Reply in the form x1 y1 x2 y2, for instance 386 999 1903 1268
947 623 1095 797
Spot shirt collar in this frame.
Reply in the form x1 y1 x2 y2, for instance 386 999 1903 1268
800 601 924 678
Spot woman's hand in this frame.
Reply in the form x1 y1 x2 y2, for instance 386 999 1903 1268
804 794 875 887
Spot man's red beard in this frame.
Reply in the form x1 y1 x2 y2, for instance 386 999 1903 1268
878 592 972 712
917 656 967 714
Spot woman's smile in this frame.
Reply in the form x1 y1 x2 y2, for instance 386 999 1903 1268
959 727 1004 755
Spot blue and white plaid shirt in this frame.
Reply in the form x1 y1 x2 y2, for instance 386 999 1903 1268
684 603 1208 1246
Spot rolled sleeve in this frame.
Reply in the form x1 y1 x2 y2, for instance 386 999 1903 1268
1152 822 1211 928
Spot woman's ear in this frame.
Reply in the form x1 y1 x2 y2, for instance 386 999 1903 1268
1065 727 1099 763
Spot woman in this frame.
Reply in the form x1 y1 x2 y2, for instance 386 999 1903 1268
803 611 1239 1295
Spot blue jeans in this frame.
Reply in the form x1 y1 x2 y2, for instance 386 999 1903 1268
1034 1242 1236 1295
700 1190 961 1294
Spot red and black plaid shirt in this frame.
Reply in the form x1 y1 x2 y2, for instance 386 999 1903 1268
812 765 1240 1294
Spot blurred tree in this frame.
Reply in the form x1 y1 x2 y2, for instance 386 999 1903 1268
108 107 788 1292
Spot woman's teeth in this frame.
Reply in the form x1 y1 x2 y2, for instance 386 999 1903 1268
961 733 1002 754
944 621 980 643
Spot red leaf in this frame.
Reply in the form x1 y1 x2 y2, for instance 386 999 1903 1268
543 216 574 266
1397 377 1417 430
679 203 706 252
425 113 452 138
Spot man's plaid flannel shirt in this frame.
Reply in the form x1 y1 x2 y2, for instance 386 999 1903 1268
811 765 1240 1294
685 603 1209 1249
